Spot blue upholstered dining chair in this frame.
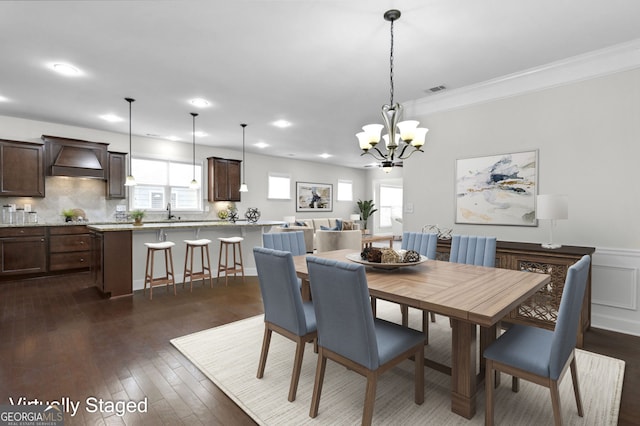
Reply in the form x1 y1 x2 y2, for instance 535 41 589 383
449 234 497 267
262 231 307 256
483 255 591 426
395 232 439 326
306 256 425 426
253 247 317 402
401 231 438 258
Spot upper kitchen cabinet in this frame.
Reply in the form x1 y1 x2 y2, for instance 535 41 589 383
43 135 108 179
106 151 127 199
0 139 45 197
207 157 241 202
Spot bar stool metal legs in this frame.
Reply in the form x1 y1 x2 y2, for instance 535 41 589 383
217 237 245 286
143 241 176 300
183 239 213 291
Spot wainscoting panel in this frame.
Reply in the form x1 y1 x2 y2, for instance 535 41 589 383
591 248 640 336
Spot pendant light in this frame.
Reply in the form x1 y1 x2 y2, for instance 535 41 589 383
189 112 199 189
124 97 136 186
239 123 248 192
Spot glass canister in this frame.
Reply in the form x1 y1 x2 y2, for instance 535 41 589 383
27 211 38 224
1 205 9 224
15 208 25 225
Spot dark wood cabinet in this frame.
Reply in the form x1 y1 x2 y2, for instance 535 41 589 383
437 239 595 347
0 139 45 197
0 227 47 275
49 225 90 271
106 151 127 199
91 230 132 297
207 157 241 202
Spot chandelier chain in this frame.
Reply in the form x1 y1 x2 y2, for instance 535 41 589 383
389 18 395 107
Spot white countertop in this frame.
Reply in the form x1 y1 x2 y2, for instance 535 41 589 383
87 220 284 232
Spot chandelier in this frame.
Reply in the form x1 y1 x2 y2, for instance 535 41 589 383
356 10 428 171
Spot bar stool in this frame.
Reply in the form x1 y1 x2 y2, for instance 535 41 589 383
217 236 245 286
143 241 176 300
183 238 213 291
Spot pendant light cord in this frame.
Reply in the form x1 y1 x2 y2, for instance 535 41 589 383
191 112 198 180
125 97 135 175
241 123 247 183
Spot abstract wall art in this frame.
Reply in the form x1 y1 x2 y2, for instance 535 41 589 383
455 150 538 226
296 182 333 212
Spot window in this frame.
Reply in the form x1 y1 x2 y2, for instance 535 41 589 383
337 179 353 201
268 173 291 199
379 184 403 228
129 158 202 211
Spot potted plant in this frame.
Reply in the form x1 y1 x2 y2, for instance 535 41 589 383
130 209 145 226
62 209 74 222
356 199 378 231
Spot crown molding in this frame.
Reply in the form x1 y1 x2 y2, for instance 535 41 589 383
406 38 640 117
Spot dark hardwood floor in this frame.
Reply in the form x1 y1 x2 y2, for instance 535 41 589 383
0 272 638 425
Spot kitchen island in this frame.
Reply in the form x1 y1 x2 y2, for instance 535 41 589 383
87 220 283 297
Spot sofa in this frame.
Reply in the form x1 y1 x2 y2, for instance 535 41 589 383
315 229 362 253
273 217 360 253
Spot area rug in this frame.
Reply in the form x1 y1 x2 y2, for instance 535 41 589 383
171 301 624 425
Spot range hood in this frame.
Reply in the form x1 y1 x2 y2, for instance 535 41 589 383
43 135 108 179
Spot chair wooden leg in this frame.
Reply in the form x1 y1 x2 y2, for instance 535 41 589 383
570 357 584 417
370 296 377 316
309 350 327 418
485 359 495 426
550 380 563 426
430 312 436 322
204 245 213 288
512 376 519 392
400 304 408 327
182 245 190 290
362 372 378 426
415 344 424 404
421 310 429 344
289 339 306 402
257 326 272 379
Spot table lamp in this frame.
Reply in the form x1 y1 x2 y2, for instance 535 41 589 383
283 216 296 224
536 194 568 249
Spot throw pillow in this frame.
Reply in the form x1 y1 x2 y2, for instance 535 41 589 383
320 225 340 231
342 220 354 230
335 219 343 230
294 220 307 226
282 222 289 228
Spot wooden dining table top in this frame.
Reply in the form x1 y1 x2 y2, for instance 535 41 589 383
293 249 551 328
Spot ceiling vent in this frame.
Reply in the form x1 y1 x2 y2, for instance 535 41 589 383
43 135 108 179
427 85 447 93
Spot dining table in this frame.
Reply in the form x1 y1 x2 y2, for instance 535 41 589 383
292 249 551 419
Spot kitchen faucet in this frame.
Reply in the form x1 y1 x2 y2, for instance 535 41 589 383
167 203 176 220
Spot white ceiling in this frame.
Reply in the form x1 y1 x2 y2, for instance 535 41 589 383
2 0 640 169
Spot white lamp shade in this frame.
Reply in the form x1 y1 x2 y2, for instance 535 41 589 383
124 175 136 186
411 127 429 147
537 194 568 220
362 124 383 144
239 183 248 193
283 216 296 223
397 120 419 141
356 132 372 150
349 214 360 221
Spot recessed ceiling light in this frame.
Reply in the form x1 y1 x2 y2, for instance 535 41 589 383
49 62 82 76
0 95 8 102
99 114 123 123
194 131 207 137
189 98 210 108
272 119 292 128
166 135 180 141
254 142 269 149
319 153 332 159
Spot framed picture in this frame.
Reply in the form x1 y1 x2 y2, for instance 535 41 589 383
455 150 538 226
296 182 333 212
